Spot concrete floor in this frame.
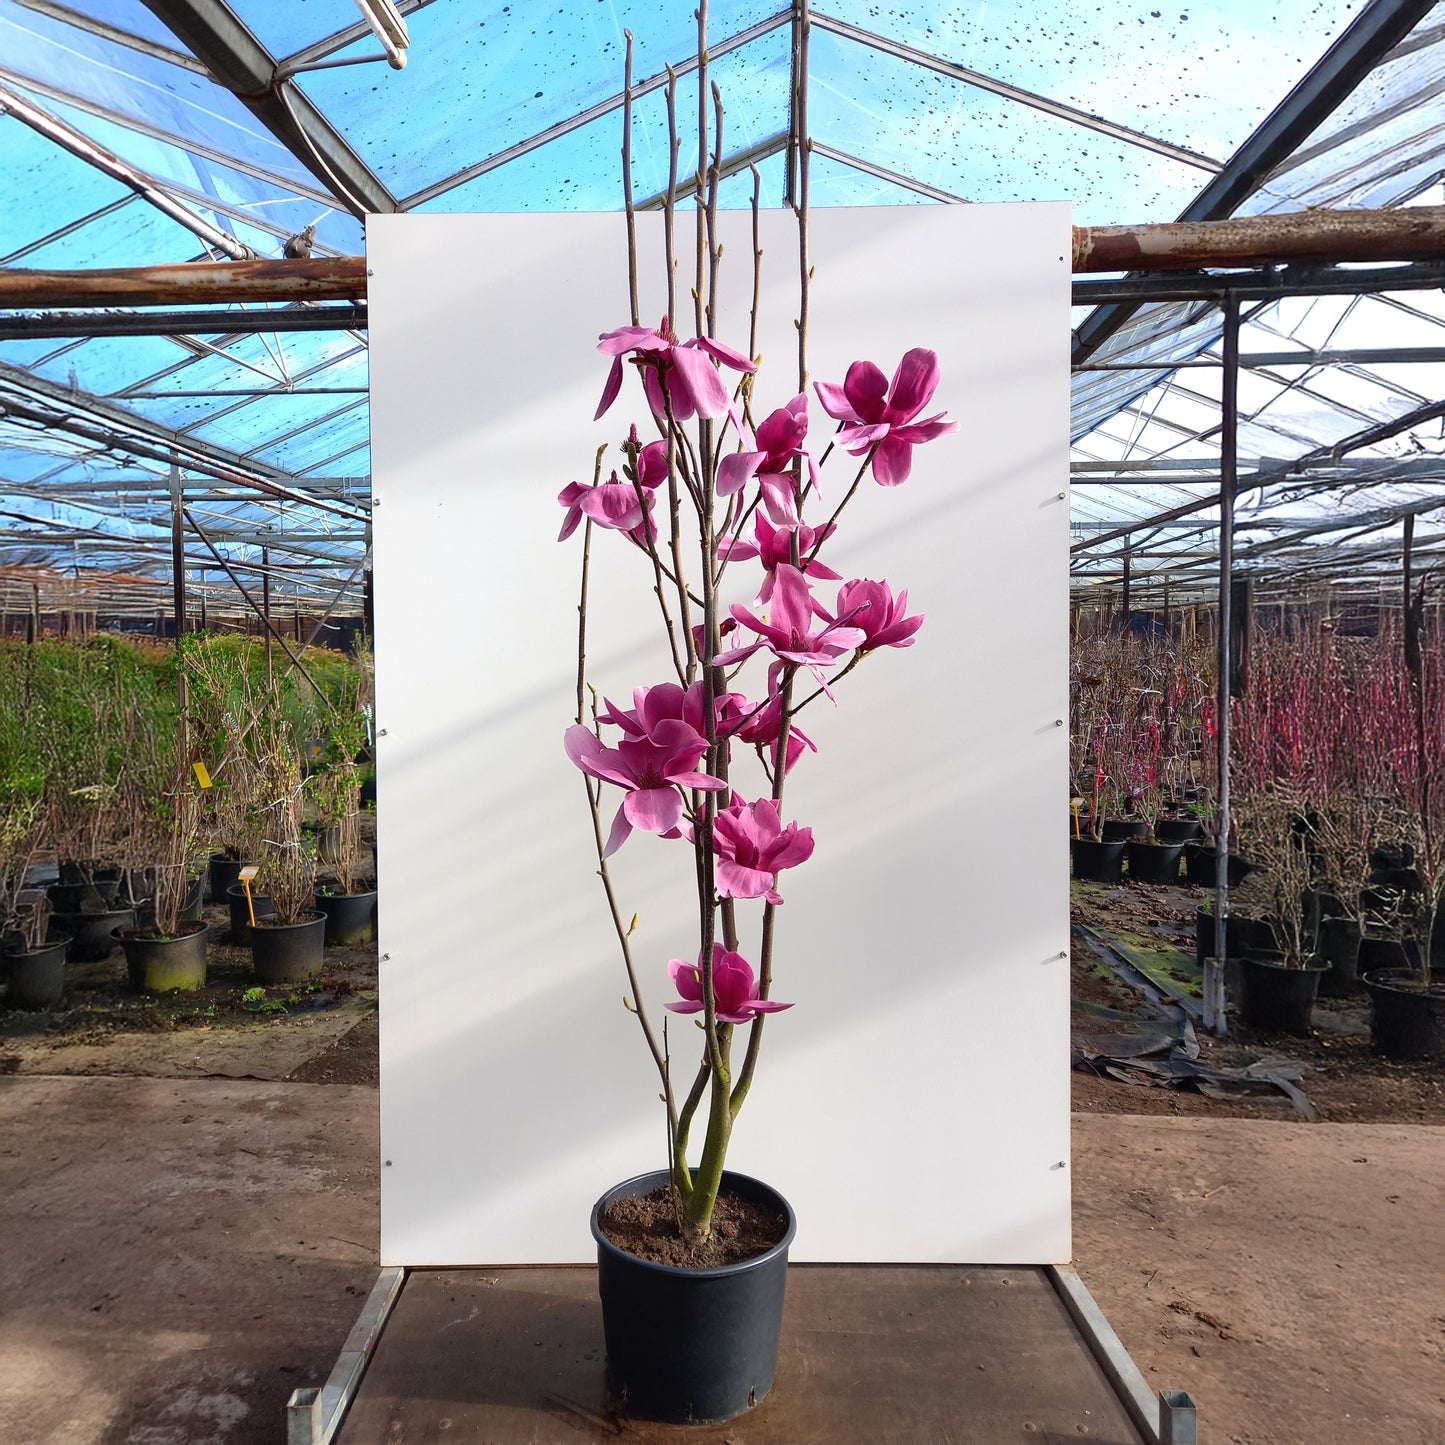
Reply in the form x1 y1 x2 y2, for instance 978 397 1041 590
2 1075 1442 1444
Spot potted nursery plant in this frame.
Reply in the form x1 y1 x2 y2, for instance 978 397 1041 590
0 795 68 1010
250 704 325 985
310 670 377 946
1122 689 1189 884
1362 571 1445 1061
119 741 211 994
558 61 957 1424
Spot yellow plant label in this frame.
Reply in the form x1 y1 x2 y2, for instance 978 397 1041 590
192 762 214 789
237 865 260 882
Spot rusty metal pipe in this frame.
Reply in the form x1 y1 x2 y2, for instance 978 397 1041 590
2 205 1444 311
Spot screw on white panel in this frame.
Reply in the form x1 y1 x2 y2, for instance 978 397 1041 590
1058 950 1067 959
382 953 391 961
384 1159 392 1166
373 496 382 507
1058 491 1066 500
367 268 375 276
377 729 388 737
1055 719 1064 727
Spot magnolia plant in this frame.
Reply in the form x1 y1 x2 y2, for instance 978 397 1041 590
563 337 954 1247
558 96 957 1248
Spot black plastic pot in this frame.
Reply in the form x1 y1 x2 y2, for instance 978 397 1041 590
4 934 70 1009
250 911 326 985
591 1169 796 1424
1071 836 1127 882
1101 818 1148 842
1194 908 1277 969
48 907 134 963
314 888 377 946
1155 818 1205 844
226 883 276 945
120 922 208 993
208 855 253 904
1315 916 1362 997
1237 954 1327 1035
1183 845 1253 887
1125 839 1185 884
135 873 204 931
1362 969 1445 1064
1357 931 1420 978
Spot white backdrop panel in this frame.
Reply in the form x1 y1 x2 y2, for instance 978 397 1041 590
369 204 1072 1265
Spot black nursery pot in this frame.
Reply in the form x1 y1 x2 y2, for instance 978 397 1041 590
314 888 378 946
208 855 252 904
591 1170 796 1425
1362 969 1445 1064
226 883 276 944
121 922 208 993
4 933 70 1009
1071 836 1127 882
49 907 134 963
1100 817 1148 842
1315 916 1362 997
250 911 326 985
1154 818 1205 844
1125 839 1185 884
1182 845 1255 887
1238 954 1327 1035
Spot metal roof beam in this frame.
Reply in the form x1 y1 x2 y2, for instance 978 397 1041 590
139 0 398 217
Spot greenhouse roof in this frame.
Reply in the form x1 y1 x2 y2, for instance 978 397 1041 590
1 0 1444 614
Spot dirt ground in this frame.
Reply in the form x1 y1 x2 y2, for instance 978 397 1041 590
1 871 1443 1442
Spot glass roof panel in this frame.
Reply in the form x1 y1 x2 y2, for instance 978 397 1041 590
0 112 131 260
28 93 365 257
807 26 1207 227
416 28 792 212
36 0 197 51
297 0 786 197
228 0 363 60
18 196 201 269
818 0 1359 162
715 149 788 209
0 2 314 189
805 150 933 206
13 332 189 401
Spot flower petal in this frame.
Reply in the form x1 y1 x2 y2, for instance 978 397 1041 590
885 348 941 424
594 356 625 421
671 343 733 420
602 803 633 858
623 787 684 835
843 359 889 423
871 435 915 487
717 450 765 497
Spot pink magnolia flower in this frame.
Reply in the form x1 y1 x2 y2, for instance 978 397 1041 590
720 513 840 603
596 318 756 424
716 564 866 689
564 722 725 857
834 579 924 651
600 681 744 753
666 944 793 1024
716 395 816 523
725 690 816 776
814 348 959 486
711 795 814 904
557 471 655 541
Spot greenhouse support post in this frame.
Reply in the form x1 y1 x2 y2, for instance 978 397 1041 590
1208 292 1240 1036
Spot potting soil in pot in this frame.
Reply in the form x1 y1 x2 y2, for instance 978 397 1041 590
598 1186 789 1269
